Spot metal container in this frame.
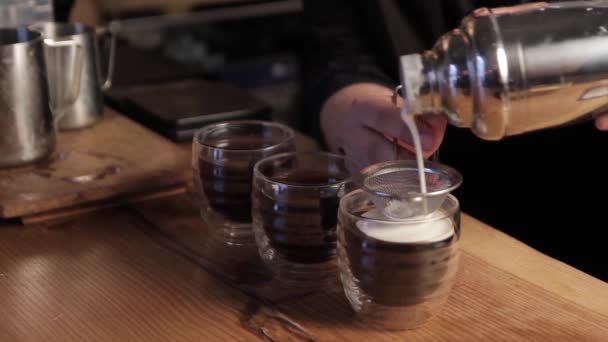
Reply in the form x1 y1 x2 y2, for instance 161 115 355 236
0 27 82 168
399 1 608 140
33 22 115 130
0 0 53 28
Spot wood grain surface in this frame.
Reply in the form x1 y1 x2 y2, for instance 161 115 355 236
1 125 606 341
20 185 186 225
0 210 258 341
1 193 606 341
134 193 608 341
275 252 608 341
0 109 189 219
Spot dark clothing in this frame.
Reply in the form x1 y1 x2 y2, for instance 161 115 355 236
54 0 75 22
303 0 607 281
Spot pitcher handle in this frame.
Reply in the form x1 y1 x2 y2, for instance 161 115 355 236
43 38 84 127
96 26 116 91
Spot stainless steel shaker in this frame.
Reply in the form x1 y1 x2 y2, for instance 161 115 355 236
32 22 116 130
399 1 608 140
0 27 83 168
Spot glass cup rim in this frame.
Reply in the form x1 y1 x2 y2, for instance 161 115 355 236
340 189 460 224
194 120 295 153
253 151 353 189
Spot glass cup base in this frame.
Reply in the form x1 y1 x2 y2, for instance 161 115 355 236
339 246 454 331
254 224 338 289
352 301 443 331
273 259 339 290
201 208 255 246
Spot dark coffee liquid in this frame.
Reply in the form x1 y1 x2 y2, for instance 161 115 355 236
198 136 281 223
203 136 277 150
255 169 348 264
342 209 458 306
199 158 254 223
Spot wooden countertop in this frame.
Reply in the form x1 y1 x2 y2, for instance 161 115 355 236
1 131 607 341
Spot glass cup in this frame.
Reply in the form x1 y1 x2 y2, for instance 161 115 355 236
252 152 353 289
193 121 295 245
337 189 461 330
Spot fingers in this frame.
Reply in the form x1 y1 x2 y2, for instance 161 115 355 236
340 128 414 168
595 113 608 131
415 114 448 155
354 99 417 146
320 83 446 170
358 129 398 167
353 99 447 153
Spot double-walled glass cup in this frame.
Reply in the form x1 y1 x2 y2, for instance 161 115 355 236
252 152 352 288
338 189 461 330
193 121 295 245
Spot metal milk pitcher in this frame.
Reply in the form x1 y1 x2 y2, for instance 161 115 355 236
33 22 116 130
0 27 83 168
399 1 608 140
0 0 54 28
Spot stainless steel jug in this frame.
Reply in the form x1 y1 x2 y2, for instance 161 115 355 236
0 0 53 28
0 27 82 168
399 1 608 140
33 22 116 130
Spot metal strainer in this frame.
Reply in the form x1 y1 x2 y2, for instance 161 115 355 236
355 160 462 219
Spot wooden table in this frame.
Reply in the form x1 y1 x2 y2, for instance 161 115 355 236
1 137 607 341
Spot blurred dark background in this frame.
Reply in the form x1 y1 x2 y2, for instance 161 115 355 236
63 0 607 281
72 0 307 129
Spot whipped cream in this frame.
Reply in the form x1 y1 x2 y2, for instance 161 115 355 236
356 209 454 243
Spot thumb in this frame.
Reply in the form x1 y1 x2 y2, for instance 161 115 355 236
595 113 608 130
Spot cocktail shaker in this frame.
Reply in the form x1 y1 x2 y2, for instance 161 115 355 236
399 1 608 140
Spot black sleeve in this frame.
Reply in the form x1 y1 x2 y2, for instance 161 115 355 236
301 0 396 138
54 0 76 22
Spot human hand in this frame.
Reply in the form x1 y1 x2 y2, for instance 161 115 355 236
70 0 102 26
320 83 447 168
595 113 608 130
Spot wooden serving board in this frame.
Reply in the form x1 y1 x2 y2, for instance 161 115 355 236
0 108 190 219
